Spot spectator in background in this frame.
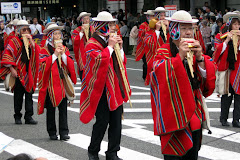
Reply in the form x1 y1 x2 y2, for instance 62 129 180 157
140 10 147 23
127 12 135 29
201 20 212 48
198 8 204 19
29 17 42 36
120 20 129 54
38 19 45 33
71 19 78 33
215 18 223 35
129 22 140 56
215 8 222 19
210 16 217 37
64 21 71 34
202 2 209 11
204 6 215 17
117 9 124 22
225 7 231 14
135 13 141 22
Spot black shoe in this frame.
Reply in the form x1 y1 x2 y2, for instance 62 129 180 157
49 135 58 140
106 155 123 160
60 135 70 141
232 120 240 128
15 119 22 125
221 120 230 126
88 152 99 160
25 119 38 125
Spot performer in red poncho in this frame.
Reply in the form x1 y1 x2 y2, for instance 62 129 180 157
40 22 55 48
80 11 131 160
150 11 216 159
0 20 40 125
144 7 170 85
37 23 77 140
213 12 240 128
136 10 155 80
72 12 94 80
3 19 19 48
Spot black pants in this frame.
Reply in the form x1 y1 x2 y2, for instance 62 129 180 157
45 93 69 136
220 85 240 122
79 69 83 81
142 55 147 80
13 78 33 121
88 91 123 157
164 129 202 160
123 37 129 55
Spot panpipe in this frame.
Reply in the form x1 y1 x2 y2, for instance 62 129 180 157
54 39 63 68
110 33 132 108
22 34 30 60
82 24 90 41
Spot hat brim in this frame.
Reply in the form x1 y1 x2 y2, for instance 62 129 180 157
152 10 167 13
165 17 199 23
143 12 154 15
43 26 64 33
223 14 240 23
92 17 117 22
78 13 91 19
16 24 30 26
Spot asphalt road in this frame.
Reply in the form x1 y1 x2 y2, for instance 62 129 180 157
0 55 240 160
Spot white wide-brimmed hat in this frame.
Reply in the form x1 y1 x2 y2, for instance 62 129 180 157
13 19 20 26
165 10 199 23
223 12 240 23
233 10 240 14
43 24 63 33
16 20 30 26
45 22 55 29
92 11 117 22
144 10 155 15
78 12 91 19
152 7 167 13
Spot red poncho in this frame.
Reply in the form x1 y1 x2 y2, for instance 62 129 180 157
194 29 206 54
79 33 131 124
71 26 94 73
0 36 40 92
136 22 149 61
213 40 240 94
150 43 216 156
144 29 170 85
37 46 77 115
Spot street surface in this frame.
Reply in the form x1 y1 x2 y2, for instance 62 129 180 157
0 55 240 160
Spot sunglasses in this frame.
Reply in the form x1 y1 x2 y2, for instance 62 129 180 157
22 28 31 32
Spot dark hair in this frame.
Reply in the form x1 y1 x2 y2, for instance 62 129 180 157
229 18 240 31
216 18 223 24
210 16 216 22
7 153 33 160
33 17 38 20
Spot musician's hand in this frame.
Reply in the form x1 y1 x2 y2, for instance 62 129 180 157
162 20 169 27
108 34 118 48
115 35 123 49
81 25 86 33
156 21 161 31
54 45 63 56
24 34 35 48
190 40 203 60
179 40 190 61
225 32 233 44
231 30 240 36
10 66 18 78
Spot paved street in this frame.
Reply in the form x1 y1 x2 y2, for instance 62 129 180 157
0 55 240 160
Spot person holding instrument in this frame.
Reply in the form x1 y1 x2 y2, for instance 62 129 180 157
79 11 131 160
72 12 94 81
135 10 155 80
144 7 170 85
37 24 77 140
150 10 216 160
0 20 40 125
213 12 240 128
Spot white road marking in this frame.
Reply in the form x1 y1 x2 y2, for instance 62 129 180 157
126 57 136 61
1 133 67 160
67 133 162 160
0 132 14 153
126 68 143 71
199 145 240 160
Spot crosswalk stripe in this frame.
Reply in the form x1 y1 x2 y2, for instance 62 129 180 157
199 145 240 160
0 132 68 160
66 133 162 160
